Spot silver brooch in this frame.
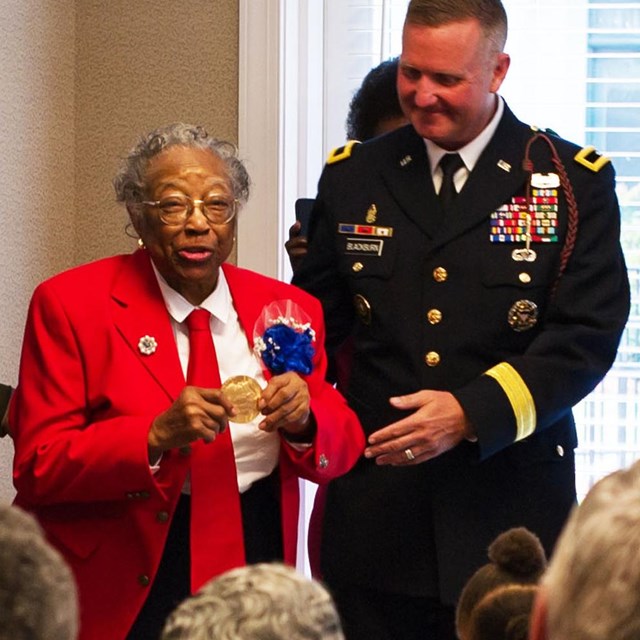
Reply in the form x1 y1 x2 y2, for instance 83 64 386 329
138 335 157 355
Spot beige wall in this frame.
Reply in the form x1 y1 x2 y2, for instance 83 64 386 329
0 0 239 502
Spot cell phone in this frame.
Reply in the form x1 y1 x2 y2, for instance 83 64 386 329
294 198 315 237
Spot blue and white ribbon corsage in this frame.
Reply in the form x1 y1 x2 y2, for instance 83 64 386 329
253 300 316 375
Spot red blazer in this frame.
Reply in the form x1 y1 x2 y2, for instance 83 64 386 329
11 250 364 640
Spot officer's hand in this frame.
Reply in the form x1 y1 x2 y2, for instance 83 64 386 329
285 221 309 274
364 390 474 465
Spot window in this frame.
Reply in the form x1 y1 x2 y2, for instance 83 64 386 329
575 1 640 497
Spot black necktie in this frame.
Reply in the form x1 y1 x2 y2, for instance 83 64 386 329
438 153 464 213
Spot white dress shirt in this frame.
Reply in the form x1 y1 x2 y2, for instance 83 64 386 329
152 264 279 493
425 95 505 195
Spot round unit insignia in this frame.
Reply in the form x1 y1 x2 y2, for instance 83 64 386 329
354 294 372 325
508 300 538 332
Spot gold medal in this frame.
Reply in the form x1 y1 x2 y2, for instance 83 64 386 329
221 375 262 423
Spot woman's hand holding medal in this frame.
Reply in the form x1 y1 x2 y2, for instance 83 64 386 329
257 371 313 437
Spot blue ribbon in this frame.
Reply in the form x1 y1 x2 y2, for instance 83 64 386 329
260 324 315 375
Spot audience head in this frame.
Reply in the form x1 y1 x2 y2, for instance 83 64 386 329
455 526 546 640
466 584 537 640
530 460 640 640
345 57 407 141
160 562 345 640
0 504 78 640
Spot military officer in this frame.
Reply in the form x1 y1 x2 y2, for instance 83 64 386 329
293 1 630 639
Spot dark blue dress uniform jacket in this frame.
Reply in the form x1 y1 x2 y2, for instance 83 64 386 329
293 103 630 604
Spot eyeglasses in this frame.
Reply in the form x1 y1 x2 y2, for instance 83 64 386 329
142 194 238 226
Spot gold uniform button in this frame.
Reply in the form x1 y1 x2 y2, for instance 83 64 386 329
352 262 364 273
519 272 532 284
425 351 441 367
138 574 151 587
156 511 170 523
556 445 565 457
427 309 443 325
433 267 448 283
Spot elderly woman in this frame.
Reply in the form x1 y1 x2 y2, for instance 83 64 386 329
10 123 364 640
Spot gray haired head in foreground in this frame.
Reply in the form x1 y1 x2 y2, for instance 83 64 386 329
542 459 640 640
0 504 79 640
161 562 344 640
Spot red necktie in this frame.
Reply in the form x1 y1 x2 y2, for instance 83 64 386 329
186 308 245 590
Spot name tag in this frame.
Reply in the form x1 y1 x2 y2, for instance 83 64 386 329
345 238 384 256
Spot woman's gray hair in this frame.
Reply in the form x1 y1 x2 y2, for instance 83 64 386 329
113 123 250 207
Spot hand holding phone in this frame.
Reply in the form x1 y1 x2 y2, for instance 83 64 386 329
294 198 314 237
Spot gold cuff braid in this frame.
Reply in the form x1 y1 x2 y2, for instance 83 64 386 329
484 363 536 441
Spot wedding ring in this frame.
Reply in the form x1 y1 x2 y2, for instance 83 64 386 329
404 448 415 461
